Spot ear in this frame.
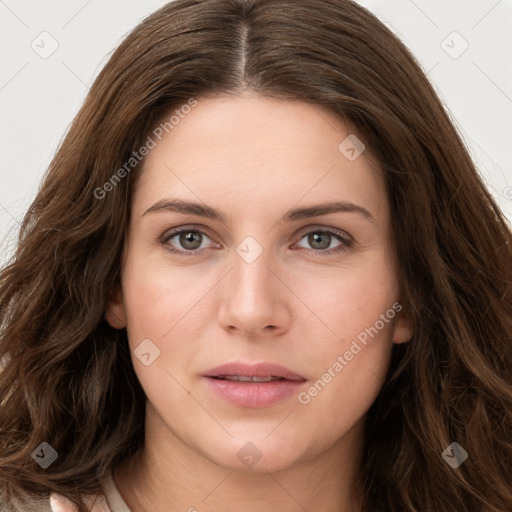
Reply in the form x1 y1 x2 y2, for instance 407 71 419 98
105 286 127 329
391 304 414 344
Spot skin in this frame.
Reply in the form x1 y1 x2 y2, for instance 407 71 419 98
106 92 414 512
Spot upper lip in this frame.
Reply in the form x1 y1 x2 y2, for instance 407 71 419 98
205 362 306 381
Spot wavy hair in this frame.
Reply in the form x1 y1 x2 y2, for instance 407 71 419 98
1 0 511 510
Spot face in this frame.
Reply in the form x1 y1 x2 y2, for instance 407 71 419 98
107 93 413 473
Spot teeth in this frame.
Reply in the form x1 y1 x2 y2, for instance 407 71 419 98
222 376 282 382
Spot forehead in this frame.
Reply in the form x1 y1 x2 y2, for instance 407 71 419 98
134 94 387 222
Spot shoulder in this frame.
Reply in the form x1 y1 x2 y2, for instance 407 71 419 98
49 492 111 512
48 471 129 512
2 472 128 512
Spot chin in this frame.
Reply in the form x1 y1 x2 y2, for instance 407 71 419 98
200 434 309 474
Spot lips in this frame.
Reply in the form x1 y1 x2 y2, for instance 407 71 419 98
204 362 306 382
203 362 307 408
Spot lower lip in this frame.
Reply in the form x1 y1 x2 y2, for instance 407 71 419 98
204 377 306 408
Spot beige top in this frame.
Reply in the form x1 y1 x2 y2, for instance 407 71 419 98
48 471 131 512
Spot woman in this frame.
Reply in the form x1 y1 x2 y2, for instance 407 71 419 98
1 0 511 511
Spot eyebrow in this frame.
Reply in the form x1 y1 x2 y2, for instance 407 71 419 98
142 198 376 224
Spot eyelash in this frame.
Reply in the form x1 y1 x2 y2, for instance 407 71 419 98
160 226 353 257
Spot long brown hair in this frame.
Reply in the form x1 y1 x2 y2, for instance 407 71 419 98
1 1 511 510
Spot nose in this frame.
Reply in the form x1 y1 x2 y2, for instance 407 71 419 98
217 246 291 338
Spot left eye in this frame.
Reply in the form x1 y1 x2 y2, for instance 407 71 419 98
161 228 352 255
295 230 351 253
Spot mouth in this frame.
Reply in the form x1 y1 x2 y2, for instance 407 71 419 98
204 362 307 408
205 362 306 381
210 375 287 382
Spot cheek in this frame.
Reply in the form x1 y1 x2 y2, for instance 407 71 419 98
291 258 398 430
294 313 395 451
299 256 399 344
121 250 213 343
119 256 204 410
120 251 216 403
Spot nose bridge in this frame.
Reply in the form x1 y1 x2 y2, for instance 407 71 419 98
230 237 275 308
219 234 286 334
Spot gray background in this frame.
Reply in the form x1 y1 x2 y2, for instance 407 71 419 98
1 0 511 267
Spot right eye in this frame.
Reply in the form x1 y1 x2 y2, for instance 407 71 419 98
161 227 218 256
